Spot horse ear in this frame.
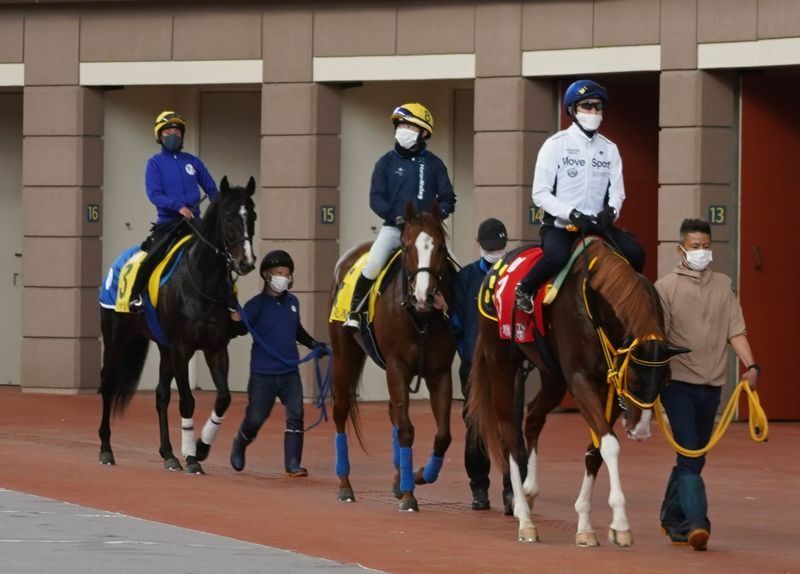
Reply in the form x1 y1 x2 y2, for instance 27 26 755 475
220 176 230 196
245 176 256 197
664 344 691 358
404 201 416 222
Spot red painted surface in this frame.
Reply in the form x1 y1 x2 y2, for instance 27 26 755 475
740 73 800 420
0 387 796 573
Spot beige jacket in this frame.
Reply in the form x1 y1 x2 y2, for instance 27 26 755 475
655 265 747 387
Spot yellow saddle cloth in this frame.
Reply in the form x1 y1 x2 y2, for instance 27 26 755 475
329 250 402 324
115 235 193 313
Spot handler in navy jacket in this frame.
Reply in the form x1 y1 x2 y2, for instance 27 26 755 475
451 218 514 512
343 102 456 329
128 110 218 310
230 250 327 477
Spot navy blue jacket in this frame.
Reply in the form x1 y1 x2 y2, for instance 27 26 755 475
451 258 492 363
145 149 218 224
370 144 456 225
243 291 316 376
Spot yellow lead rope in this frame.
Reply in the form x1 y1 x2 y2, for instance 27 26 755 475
654 380 769 457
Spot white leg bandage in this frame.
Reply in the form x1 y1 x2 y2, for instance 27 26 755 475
181 417 196 458
200 411 224 445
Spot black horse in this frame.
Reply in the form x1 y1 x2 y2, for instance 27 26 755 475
98 176 257 474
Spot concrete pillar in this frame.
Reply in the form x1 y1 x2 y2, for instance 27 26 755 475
473 3 556 250
21 14 104 392
658 70 736 278
262 9 341 395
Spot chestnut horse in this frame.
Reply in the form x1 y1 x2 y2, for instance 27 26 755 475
329 204 455 512
468 240 688 545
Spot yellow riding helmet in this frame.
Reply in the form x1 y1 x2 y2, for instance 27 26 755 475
153 110 187 142
390 103 434 138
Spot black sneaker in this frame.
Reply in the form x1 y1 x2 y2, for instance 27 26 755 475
471 490 490 511
514 285 534 314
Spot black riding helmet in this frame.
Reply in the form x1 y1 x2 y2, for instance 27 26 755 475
260 250 294 277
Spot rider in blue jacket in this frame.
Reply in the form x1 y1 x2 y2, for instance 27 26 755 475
343 103 457 329
129 111 218 310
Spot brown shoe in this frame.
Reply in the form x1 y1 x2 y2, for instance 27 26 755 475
688 528 709 551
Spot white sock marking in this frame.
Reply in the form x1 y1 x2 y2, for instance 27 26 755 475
600 433 629 532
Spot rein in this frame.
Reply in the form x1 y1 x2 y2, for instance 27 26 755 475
579 251 670 448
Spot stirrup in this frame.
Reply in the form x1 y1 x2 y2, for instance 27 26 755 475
343 313 361 331
514 285 534 314
128 295 144 313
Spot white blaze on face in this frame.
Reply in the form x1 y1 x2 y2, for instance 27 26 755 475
413 231 434 305
239 204 255 266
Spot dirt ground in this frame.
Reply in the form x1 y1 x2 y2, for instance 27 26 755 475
0 386 797 574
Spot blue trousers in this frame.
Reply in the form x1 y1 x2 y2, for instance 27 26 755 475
239 371 304 441
660 381 721 532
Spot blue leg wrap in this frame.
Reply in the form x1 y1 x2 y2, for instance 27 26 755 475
335 433 350 477
399 447 414 493
392 426 400 470
422 454 444 484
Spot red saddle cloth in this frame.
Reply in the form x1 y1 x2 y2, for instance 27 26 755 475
493 247 548 343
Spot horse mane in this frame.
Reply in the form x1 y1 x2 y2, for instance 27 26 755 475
584 241 665 340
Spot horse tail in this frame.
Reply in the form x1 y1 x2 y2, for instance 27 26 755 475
100 309 150 416
467 326 513 472
110 335 150 415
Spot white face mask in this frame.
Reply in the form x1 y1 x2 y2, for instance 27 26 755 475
268 274 291 293
575 111 603 132
480 248 505 265
681 247 713 271
395 127 419 149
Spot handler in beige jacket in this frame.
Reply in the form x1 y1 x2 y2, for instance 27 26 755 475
654 218 759 551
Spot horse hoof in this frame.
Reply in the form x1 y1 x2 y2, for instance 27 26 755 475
398 494 418 512
195 439 211 462
184 456 204 475
337 488 356 502
164 457 183 471
99 452 116 466
576 531 599 547
608 528 633 547
413 467 428 485
518 527 539 543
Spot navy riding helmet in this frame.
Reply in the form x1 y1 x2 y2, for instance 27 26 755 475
563 79 609 115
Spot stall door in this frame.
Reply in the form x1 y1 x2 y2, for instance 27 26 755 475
740 73 800 420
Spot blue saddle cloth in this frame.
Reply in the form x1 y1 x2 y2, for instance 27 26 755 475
98 244 186 348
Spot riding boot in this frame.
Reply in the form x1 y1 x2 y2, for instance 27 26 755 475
660 467 688 544
677 473 710 550
230 430 251 472
514 283 536 314
284 431 308 477
343 274 375 331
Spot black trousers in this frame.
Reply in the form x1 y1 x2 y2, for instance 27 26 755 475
129 219 189 300
460 361 513 496
518 224 645 295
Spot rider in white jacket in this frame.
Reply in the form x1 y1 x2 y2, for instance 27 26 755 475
515 79 645 313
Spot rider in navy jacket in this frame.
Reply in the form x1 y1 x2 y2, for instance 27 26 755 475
369 143 456 225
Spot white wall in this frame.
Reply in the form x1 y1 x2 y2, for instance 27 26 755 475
339 80 474 400
0 92 22 386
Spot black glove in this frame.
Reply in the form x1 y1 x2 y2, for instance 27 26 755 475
568 209 594 234
597 205 617 231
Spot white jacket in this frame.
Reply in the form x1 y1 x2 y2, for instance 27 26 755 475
531 123 625 228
